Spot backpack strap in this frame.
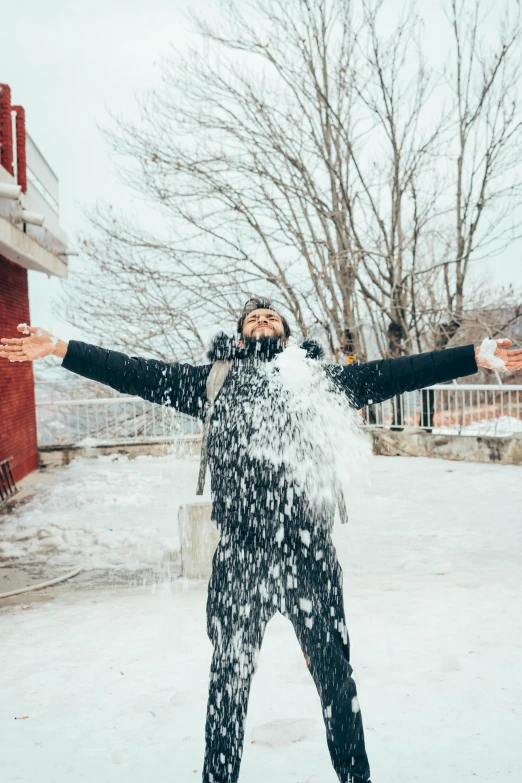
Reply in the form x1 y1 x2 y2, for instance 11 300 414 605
196 360 232 495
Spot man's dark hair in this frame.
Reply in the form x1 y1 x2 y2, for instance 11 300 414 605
236 296 292 338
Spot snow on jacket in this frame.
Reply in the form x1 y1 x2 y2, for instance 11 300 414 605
62 337 477 539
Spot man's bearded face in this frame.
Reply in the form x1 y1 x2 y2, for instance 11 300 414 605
240 308 286 357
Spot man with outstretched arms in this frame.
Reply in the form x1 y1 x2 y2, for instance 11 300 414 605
2 298 521 783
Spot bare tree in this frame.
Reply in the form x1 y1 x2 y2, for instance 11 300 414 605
428 0 522 349
63 0 522 364
352 0 522 357
64 0 433 361
346 2 448 358
68 210 209 362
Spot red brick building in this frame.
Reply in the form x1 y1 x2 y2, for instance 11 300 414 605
0 83 68 482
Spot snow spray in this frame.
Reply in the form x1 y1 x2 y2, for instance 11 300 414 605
247 341 372 519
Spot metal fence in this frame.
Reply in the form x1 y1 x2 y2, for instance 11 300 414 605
35 384 522 448
362 384 522 436
36 396 202 447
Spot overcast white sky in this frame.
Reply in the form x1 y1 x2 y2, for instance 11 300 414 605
2 0 521 342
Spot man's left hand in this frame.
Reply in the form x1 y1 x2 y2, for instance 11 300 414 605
475 338 522 372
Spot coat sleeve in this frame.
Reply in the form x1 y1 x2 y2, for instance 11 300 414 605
326 344 478 409
61 341 210 419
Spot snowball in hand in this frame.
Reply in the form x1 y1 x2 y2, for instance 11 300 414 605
477 337 507 371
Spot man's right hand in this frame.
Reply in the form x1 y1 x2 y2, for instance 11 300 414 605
0 324 68 362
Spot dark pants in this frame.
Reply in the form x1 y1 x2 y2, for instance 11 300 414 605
203 530 371 783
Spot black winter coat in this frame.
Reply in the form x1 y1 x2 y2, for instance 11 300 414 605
62 337 477 540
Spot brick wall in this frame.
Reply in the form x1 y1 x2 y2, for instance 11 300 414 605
0 83 14 175
0 255 38 481
12 105 27 193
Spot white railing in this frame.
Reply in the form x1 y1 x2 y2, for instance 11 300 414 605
23 132 68 251
26 132 59 211
36 384 522 448
361 384 522 436
37 396 202 447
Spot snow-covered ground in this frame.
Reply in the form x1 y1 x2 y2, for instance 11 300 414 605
434 414 522 437
0 452 206 572
1 452 522 783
